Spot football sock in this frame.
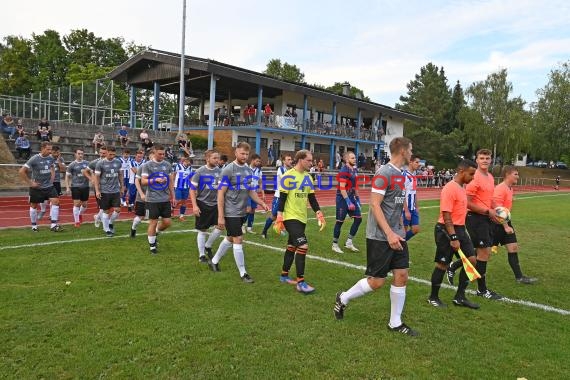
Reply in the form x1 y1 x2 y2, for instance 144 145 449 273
333 221 343 241
80 205 87 215
508 252 523 279
455 268 470 298
205 228 222 248
197 231 207 257
340 278 373 305
132 216 142 230
102 213 111 232
147 235 157 244
40 201 47 213
389 285 407 328
349 217 362 237
295 246 308 280
282 245 296 273
476 260 488 292
405 230 415 241
430 268 445 299
179 206 186 216
110 211 119 223
29 207 38 225
262 217 273 235
232 244 246 277
212 238 232 264
50 205 60 225
73 206 81 223
449 259 462 272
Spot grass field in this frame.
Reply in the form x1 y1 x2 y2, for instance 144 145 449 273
1 193 569 379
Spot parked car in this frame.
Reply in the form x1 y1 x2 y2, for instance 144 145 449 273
534 160 548 168
555 161 568 169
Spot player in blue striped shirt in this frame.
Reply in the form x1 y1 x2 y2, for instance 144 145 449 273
244 154 265 233
120 150 132 207
402 155 421 240
171 156 193 221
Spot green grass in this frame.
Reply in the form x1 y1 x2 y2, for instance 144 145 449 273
1 193 569 379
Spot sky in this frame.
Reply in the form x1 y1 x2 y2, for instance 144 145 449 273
3 0 569 107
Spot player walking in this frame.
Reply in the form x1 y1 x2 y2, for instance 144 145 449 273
332 151 362 253
275 150 326 293
333 137 418 336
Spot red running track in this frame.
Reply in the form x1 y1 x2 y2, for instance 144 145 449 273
0 186 566 229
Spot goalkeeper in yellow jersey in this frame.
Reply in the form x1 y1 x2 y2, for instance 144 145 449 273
275 150 325 294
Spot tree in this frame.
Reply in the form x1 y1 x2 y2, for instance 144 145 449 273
263 58 305 83
325 82 370 101
449 80 466 131
0 36 35 95
31 30 69 91
406 127 467 168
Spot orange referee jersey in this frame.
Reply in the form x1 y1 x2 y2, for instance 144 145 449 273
465 170 495 212
438 181 468 225
493 182 513 210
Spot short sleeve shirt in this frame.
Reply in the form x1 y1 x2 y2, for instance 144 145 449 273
66 160 90 188
219 162 253 217
465 170 495 212
438 180 468 225
191 165 222 206
141 160 173 203
493 182 513 211
95 158 122 194
24 154 55 189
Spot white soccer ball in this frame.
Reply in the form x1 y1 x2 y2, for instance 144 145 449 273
495 206 511 223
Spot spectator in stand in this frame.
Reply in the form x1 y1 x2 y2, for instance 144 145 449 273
139 129 149 141
218 105 228 126
268 144 275 166
335 151 342 170
15 134 32 159
92 131 105 153
142 136 154 153
36 118 52 142
264 104 273 126
317 159 325 172
15 119 25 137
249 105 257 124
117 125 130 147
284 108 292 117
358 152 366 169
177 134 189 157
1 114 16 140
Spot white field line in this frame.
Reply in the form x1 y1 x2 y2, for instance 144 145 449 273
1 227 568 316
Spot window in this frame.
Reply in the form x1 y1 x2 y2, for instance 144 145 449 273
237 136 267 149
294 141 310 150
313 143 329 153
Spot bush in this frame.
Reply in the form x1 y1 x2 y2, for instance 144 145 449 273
188 134 214 150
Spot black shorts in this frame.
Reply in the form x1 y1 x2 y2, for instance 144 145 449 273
71 187 90 202
134 201 146 217
284 219 308 246
493 221 517 246
100 192 121 210
225 216 243 237
29 186 58 204
466 212 493 248
365 239 409 278
53 182 62 196
434 224 475 264
195 201 218 230
147 201 172 219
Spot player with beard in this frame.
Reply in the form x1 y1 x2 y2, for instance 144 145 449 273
261 153 293 239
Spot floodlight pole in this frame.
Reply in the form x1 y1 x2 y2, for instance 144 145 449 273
178 0 187 137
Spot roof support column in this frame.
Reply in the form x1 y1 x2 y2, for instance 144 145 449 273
303 95 308 132
331 101 337 126
207 74 217 150
329 139 335 170
153 81 160 131
255 85 263 154
356 108 362 140
355 142 360 159
376 114 384 162
130 85 136 129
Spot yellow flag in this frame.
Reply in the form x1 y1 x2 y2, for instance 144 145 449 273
458 248 481 282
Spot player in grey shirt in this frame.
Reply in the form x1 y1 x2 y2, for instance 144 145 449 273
208 142 269 283
65 148 90 227
94 146 124 236
51 146 66 196
82 146 108 228
190 149 223 262
334 137 419 337
18 141 61 232
130 151 153 238
140 145 175 254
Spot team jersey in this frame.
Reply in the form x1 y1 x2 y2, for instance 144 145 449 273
129 159 145 184
367 163 406 241
134 165 146 202
220 161 253 217
281 167 315 223
466 170 495 212
403 168 417 211
493 182 513 211
337 165 358 197
52 156 65 183
141 159 173 203
95 158 123 194
438 180 468 225
24 154 55 189
191 165 221 206
172 162 193 190
274 166 288 197
66 160 90 188
120 156 132 180
250 165 262 190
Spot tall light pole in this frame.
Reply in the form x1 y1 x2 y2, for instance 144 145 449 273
178 0 187 137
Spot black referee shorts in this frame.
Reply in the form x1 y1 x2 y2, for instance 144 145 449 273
466 212 493 248
493 221 517 246
434 224 475 264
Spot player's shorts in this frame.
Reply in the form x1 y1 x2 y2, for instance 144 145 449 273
100 192 121 210
434 224 475 264
29 186 58 204
403 209 420 227
466 212 493 248
271 197 279 217
247 198 258 210
284 219 308 246
147 201 172 219
365 238 409 279
225 216 243 237
71 187 90 202
195 201 218 230
335 194 362 221
53 182 62 196
175 188 190 201
123 177 130 190
134 201 146 217
493 221 517 246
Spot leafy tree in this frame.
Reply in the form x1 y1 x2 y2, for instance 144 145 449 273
0 36 35 95
406 127 466 168
325 82 370 101
31 30 69 91
263 58 305 83
449 80 466 131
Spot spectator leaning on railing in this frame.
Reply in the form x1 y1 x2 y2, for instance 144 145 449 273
15 134 32 159
92 131 105 153
1 114 16 140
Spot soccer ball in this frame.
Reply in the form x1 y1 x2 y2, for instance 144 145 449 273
495 206 511 223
